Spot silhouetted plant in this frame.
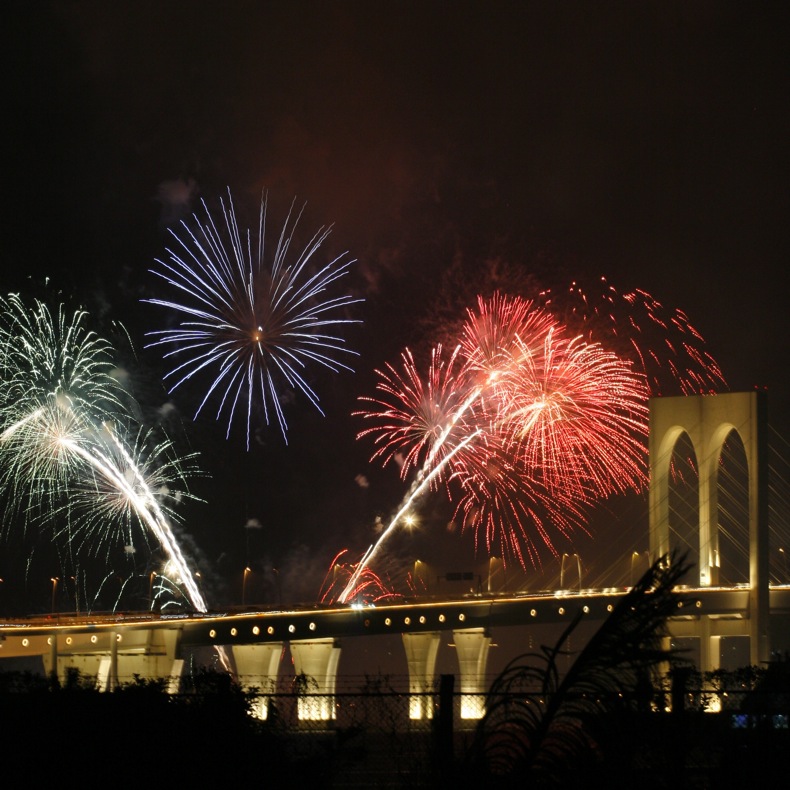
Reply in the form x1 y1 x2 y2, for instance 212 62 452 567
465 551 692 788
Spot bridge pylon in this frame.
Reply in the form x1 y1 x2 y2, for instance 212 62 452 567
649 391 770 669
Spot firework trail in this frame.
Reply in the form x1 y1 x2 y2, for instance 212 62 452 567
0 294 208 612
144 188 363 449
340 293 650 602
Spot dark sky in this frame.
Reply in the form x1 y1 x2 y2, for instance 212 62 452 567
2 1 789 612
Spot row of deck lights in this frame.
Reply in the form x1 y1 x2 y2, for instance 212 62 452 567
208 597 699 641
7 595 704 649
16 633 124 648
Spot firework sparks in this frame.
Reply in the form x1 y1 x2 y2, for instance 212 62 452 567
144 188 363 449
0 294 208 612
536 276 727 396
320 549 400 606
341 293 651 601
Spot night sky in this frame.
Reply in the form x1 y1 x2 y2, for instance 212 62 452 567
2 1 789 613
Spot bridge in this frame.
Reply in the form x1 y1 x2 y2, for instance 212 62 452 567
2 391 788 721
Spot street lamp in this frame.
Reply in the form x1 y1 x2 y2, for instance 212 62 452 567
488 556 504 594
630 551 643 587
560 553 581 590
412 560 427 594
50 577 59 614
630 551 650 587
272 567 282 607
780 548 788 583
242 567 252 606
148 571 157 608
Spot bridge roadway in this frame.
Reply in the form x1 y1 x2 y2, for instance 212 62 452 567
3 584 790 720
1 584 789 666
3 584 790 648
1 584 787 645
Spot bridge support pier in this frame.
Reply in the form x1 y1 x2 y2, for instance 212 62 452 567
699 617 721 675
453 628 491 719
402 631 440 719
41 627 183 691
290 638 341 721
232 642 284 718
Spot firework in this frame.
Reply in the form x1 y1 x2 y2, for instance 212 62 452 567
0 294 208 612
144 188 362 448
0 294 128 427
320 549 400 606
341 293 651 601
355 343 475 484
498 328 649 500
536 276 727 396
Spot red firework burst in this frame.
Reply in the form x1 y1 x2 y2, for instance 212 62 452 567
319 549 400 605
536 276 727 396
354 293 651 570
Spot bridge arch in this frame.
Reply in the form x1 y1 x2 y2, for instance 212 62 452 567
649 391 769 667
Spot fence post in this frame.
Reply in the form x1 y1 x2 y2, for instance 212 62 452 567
435 674 455 770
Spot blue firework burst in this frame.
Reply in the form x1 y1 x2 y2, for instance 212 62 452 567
144 188 362 448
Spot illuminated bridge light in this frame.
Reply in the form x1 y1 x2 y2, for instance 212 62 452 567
458 614 465 622
404 617 411 625
91 635 97 643
66 637 72 645
309 622 316 631
696 601 702 608
230 628 237 637
46 637 52 646
583 606 590 614
209 629 216 639
22 638 29 647
267 626 274 635
385 618 392 626
607 605 613 612
530 609 537 617
438 614 445 623
419 616 426 624
288 624 296 633
116 634 122 643
252 626 260 635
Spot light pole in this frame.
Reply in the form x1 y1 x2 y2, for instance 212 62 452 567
560 553 568 589
630 551 650 587
780 548 788 583
573 554 582 592
148 571 157 608
50 577 59 614
272 567 282 607
487 556 502 594
630 551 640 587
242 567 252 606
413 560 430 594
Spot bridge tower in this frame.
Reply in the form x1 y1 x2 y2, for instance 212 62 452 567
648 391 769 669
